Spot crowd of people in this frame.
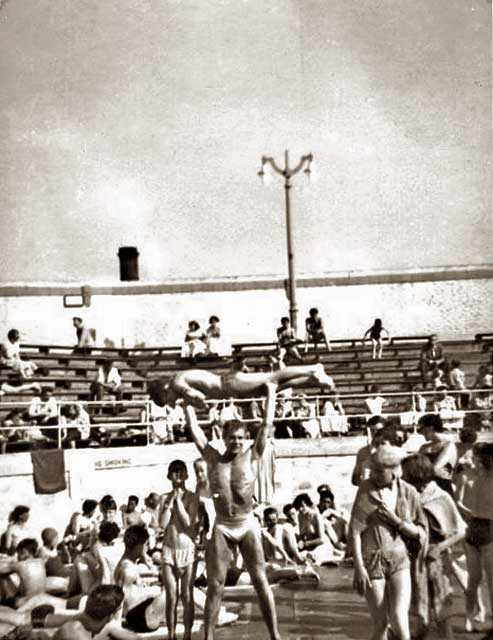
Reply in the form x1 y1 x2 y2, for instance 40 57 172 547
0 385 491 639
0 321 492 453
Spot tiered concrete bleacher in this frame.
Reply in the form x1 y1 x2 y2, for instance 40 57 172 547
0 335 491 451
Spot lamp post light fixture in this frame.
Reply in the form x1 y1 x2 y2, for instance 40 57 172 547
257 149 313 335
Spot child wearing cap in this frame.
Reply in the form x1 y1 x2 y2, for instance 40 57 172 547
349 444 427 640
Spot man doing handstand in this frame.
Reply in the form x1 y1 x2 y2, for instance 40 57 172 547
148 363 334 409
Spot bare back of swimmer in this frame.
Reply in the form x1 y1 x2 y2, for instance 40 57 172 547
148 363 335 409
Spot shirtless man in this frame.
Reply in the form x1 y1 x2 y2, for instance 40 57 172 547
185 382 281 640
114 525 167 634
51 585 139 640
0 539 63 608
148 363 334 409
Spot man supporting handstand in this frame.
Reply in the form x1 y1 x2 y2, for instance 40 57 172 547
185 383 281 640
148 363 334 409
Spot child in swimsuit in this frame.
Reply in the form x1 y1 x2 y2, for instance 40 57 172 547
363 319 390 360
159 460 199 640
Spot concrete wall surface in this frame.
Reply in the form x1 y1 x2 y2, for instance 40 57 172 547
0 436 428 538
0 276 492 347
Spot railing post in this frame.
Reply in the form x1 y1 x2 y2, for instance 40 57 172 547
57 401 62 449
146 399 151 446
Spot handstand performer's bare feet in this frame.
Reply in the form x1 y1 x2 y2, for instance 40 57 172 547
312 363 334 387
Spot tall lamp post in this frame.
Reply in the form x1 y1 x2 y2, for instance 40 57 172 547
257 149 313 335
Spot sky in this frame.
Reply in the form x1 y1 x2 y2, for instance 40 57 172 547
0 0 491 283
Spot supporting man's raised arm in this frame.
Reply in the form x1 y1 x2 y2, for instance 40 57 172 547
253 382 276 458
185 405 208 454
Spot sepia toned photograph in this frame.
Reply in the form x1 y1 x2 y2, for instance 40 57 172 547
0 1 492 638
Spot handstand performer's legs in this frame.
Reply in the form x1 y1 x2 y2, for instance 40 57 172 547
231 364 332 393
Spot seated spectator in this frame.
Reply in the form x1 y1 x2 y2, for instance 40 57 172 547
261 507 297 565
474 364 493 389
448 359 469 409
37 528 59 563
319 392 348 436
206 315 231 357
430 364 446 389
283 503 300 539
400 390 427 428
0 537 68 608
181 320 207 360
0 329 38 379
90 359 123 415
273 398 297 439
294 395 320 438
276 316 303 363
304 307 330 352
470 386 492 431
39 529 71 581
433 385 463 431
292 493 343 565
64 499 99 554
418 414 457 495
167 399 186 441
362 318 390 360
1 410 41 452
74 521 124 594
220 397 242 424
317 487 349 551
72 316 95 351
268 347 286 372
142 492 161 532
27 387 59 440
143 398 173 444
420 334 447 389
365 384 386 416
60 403 91 447
1 367 44 395
120 495 144 529
1 506 32 555
99 495 121 527
433 386 456 413
50 585 127 640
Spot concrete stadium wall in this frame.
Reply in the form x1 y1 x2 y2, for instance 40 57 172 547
0 272 491 347
0 437 427 537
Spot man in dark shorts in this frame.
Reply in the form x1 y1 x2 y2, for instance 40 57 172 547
114 525 166 634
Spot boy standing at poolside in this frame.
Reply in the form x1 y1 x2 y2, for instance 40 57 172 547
159 460 199 640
